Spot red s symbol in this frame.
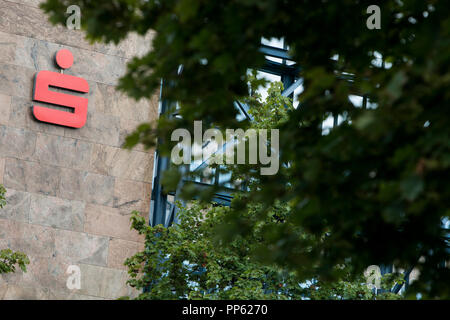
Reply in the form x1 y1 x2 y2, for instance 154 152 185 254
33 49 89 128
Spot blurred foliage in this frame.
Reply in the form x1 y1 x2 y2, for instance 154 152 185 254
122 202 401 300
124 82 401 300
41 0 450 298
0 249 30 274
0 185 30 274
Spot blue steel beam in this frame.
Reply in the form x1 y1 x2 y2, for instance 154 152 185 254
150 80 172 227
259 44 292 61
282 78 303 97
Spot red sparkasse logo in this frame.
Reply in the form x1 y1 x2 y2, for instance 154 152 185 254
32 49 89 128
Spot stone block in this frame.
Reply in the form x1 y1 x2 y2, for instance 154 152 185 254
58 168 115 206
0 157 4 184
1 284 49 300
0 255 68 294
0 125 36 160
33 133 92 171
0 218 56 258
116 92 159 151
48 290 106 300
0 93 11 125
54 229 109 267
118 118 152 152
0 31 17 64
84 204 144 243
4 158 60 196
29 193 85 232
0 188 30 222
0 284 7 299
78 263 139 299
64 112 121 147
6 0 43 8
94 83 151 121
107 238 144 270
113 178 151 214
90 144 153 182
0 63 34 99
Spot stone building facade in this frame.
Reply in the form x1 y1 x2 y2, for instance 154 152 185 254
0 0 157 299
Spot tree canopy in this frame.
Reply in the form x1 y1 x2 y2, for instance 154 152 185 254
41 0 450 298
123 82 402 300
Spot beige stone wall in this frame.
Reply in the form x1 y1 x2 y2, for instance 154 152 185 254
0 0 157 299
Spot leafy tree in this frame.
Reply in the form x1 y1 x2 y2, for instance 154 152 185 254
123 201 400 300
41 0 450 298
123 81 402 300
0 185 29 274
